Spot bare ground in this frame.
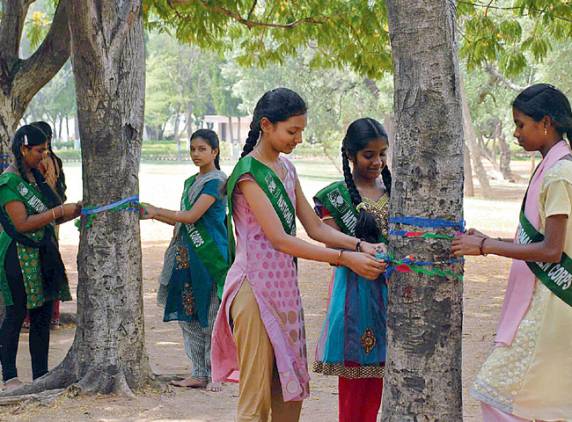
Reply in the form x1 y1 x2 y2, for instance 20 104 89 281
0 160 531 421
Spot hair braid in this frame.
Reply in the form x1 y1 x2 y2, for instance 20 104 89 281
241 124 260 158
341 146 362 207
381 165 392 196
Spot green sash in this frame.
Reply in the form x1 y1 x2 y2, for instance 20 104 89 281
518 187 572 307
180 174 229 299
0 173 70 308
226 156 296 263
314 181 358 236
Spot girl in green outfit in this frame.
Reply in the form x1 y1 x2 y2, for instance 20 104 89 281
0 124 80 392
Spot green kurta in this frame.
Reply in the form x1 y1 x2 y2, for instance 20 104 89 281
0 172 71 309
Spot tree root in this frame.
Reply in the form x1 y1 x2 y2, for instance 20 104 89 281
0 388 65 407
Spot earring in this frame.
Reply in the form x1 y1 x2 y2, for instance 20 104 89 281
544 128 548 136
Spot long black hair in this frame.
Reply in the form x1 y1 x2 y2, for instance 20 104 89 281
191 128 221 170
512 84 572 142
241 88 307 158
342 117 392 243
30 121 67 202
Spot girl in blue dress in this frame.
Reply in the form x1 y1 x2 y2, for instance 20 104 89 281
313 118 391 422
142 129 228 391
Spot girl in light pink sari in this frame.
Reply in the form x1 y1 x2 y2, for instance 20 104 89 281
453 84 572 422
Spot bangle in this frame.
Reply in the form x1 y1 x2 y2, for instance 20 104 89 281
51 208 56 221
336 249 344 266
479 237 488 256
59 205 64 218
355 239 362 252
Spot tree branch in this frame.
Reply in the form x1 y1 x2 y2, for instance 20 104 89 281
109 3 142 60
484 63 526 92
246 0 257 21
458 1 572 23
11 0 70 108
0 0 37 60
170 0 327 29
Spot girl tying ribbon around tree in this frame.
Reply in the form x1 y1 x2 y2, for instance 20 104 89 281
453 84 572 421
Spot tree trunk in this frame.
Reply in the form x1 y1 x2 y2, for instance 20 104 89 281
383 1 463 420
67 0 150 394
227 115 234 144
464 142 475 196
461 80 492 198
497 120 516 182
173 110 182 161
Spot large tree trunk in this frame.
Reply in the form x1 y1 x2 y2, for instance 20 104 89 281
66 0 150 395
0 0 70 165
383 1 464 420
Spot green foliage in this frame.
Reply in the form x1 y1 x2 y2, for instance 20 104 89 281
222 51 391 163
459 0 572 77
145 31 244 135
144 0 392 79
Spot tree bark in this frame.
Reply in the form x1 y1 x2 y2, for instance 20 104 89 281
0 0 71 164
382 1 463 420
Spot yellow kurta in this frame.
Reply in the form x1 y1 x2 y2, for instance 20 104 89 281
472 160 572 421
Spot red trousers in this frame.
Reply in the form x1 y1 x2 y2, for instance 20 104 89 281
338 375 383 422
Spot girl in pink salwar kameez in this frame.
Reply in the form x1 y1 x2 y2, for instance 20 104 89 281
211 88 386 422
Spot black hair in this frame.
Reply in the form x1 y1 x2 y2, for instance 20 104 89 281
512 84 572 143
241 88 307 158
29 121 67 202
11 124 62 207
341 117 392 243
191 128 221 170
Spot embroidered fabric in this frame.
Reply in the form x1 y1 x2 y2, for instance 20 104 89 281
471 282 548 414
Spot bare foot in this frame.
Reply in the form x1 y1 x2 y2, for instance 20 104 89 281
207 381 222 392
170 377 208 388
2 378 23 392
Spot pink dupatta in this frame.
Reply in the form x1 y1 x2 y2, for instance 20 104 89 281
495 140 571 345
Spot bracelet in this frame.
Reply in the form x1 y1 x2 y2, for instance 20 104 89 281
59 205 64 219
355 239 362 252
51 208 56 221
479 237 488 256
336 249 344 266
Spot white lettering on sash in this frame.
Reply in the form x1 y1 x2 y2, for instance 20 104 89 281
186 224 205 248
341 211 357 233
517 226 532 245
547 265 572 290
277 194 294 231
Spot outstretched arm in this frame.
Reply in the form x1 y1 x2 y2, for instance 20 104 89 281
240 179 385 280
143 194 216 226
452 215 567 263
